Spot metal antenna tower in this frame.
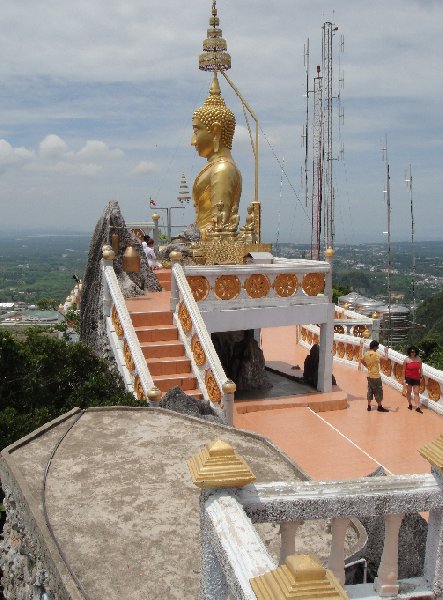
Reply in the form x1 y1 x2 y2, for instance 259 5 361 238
303 39 310 208
322 22 334 249
382 135 393 347
405 165 416 326
311 65 323 260
307 21 341 258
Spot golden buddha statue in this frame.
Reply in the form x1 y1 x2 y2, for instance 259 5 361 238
191 73 242 239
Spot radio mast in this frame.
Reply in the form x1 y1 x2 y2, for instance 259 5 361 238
305 21 343 258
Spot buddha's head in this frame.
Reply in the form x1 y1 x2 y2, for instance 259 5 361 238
192 73 235 157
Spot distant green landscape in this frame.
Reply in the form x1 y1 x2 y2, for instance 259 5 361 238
0 233 90 304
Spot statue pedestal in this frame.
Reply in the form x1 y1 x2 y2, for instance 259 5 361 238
190 239 273 266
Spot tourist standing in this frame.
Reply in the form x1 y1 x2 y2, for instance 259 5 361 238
361 340 389 412
403 346 423 413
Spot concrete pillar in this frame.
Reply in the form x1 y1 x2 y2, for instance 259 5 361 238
324 247 335 302
279 521 302 565
318 303 334 392
222 380 236 427
424 468 443 596
152 213 160 253
328 517 350 585
372 318 381 342
374 513 404 597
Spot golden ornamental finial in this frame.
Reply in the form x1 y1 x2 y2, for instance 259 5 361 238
199 0 231 72
187 439 256 488
419 434 443 470
250 554 349 600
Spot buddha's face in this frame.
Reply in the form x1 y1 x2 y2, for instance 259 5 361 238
191 117 216 159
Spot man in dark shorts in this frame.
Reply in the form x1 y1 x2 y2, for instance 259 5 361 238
361 340 389 412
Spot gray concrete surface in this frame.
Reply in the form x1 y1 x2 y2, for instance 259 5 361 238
1 407 359 599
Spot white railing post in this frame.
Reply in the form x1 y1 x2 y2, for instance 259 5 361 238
374 512 404 597
424 467 443 597
169 251 182 312
152 212 160 253
101 246 115 320
222 380 236 426
328 516 350 585
318 303 334 392
324 247 334 302
279 521 302 565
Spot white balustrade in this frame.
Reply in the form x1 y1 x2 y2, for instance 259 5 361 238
199 471 443 599
172 263 231 421
279 521 302 565
374 513 404 597
299 323 443 415
183 261 331 313
328 517 351 585
102 259 155 400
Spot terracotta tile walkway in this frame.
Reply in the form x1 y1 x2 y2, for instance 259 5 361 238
235 325 443 481
127 292 443 482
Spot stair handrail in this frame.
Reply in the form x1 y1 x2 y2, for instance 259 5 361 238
171 261 233 421
102 258 155 401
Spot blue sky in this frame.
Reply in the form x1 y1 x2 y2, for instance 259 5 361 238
1 0 442 244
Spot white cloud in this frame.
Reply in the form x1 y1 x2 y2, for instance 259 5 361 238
0 139 34 170
131 160 158 175
1 0 443 240
76 140 124 160
54 161 103 176
39 134 68 158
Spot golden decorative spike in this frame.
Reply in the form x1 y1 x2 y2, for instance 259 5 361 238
199 0 231 72
250 554 349 600
187 440 256 489
419 434 443 470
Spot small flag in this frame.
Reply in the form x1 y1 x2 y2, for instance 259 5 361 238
149 197 156 207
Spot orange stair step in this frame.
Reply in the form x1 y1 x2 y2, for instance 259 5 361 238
147 357 192 376
134 325 178 343
153 373 198 392
140 340 185 358
130 311 173 327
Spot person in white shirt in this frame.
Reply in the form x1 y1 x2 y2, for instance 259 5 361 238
142 235 161 270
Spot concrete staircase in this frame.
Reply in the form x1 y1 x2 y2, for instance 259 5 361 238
126 274 203 400
155 268 171 291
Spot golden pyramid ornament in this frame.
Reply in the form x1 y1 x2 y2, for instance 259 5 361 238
250 554 349 600
187 440 256 488
419 433 443 470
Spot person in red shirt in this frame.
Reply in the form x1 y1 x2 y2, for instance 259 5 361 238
402 346 423 413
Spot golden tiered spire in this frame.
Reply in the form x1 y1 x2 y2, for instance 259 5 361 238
187 440 256 488
199 0 231 72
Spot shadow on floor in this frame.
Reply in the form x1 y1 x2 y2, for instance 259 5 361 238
235 369 314 402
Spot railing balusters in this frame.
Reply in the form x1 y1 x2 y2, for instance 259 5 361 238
374 513 404 597
279 521 302 565
328 516 350 585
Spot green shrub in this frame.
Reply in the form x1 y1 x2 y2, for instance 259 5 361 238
0 328 138 450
